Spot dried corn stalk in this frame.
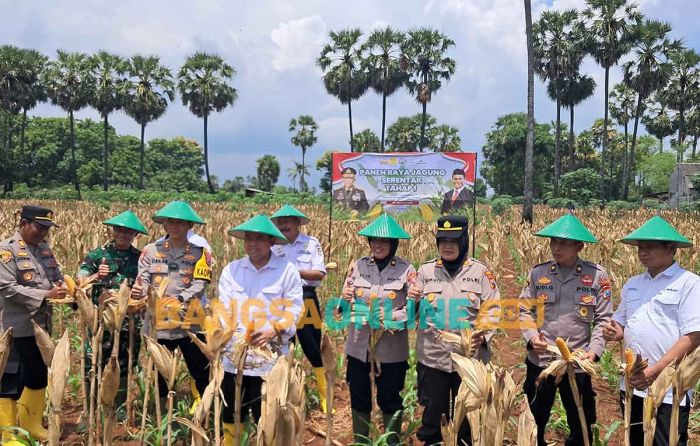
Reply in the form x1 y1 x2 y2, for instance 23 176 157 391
517 402 537 446
320 331 336 446
47 330 70 446
144 336 179 446
176 362 224 446
256 354 306 446
99 355 120 446
643 365 674 446
623 348 647 446
670 348 700 446
0 321 13 382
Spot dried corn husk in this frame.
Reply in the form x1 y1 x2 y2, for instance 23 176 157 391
451 353 491 404
47 330 70 446
74 288 98 332
257 355 306 446
643 365 674 446
63 274 76 296
0 325 13 382
174 363 224 446
31 320 55 366
99 355 121 408
144 336 177 389
517 402 537 446
102 281 130 333
670 348 700 446
320 331 336 375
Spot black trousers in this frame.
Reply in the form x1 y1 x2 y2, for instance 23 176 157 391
0 336 48 399
295 286 323 368
346 355 407 414
156 335 209 397
221 372 264 423
621 391 690 446
523 360 596 446
416 362 471 446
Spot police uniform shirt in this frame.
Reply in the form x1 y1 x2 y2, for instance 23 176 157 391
519 259 613 368
343 256 415 363
333 187 369 212
613 262 700 405
272 233 326 287
157 230 212 252
414 257 500 373
0 232 63 337
137 239 212 340
218 253 303 377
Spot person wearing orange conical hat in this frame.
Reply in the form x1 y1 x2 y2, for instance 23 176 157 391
520 213 613 446
339 213 414 445
602 216 700 446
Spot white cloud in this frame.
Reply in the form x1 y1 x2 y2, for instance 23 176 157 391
270 15 327 72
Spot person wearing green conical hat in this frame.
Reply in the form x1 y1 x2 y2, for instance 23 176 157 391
218 214 303 444
77 210 148 408
602 216 699 446
519 212 612 446
270 205 330 413
407 215 500 446
338 213 414 446
133 200 212 407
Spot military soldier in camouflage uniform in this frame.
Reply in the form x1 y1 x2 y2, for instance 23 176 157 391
132 201 212 399
0 206 64 445
340 214 415 445
408 215 500 446
333 167 370 214
78 210 148 403
519 214 612 446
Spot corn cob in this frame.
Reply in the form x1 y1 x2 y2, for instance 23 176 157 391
556 337 571 361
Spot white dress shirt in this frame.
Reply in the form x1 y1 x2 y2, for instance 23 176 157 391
272 233 326 287
218 253 303 376
614 262 700 404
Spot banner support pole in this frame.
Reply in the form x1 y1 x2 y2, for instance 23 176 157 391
472 152 478 258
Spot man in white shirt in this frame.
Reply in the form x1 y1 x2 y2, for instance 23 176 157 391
270 204 331 413
602 216 700 446
217 214 303 445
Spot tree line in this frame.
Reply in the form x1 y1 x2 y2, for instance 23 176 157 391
0 48 236 196
521 0 700 212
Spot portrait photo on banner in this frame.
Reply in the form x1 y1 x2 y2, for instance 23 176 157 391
330 152 477 222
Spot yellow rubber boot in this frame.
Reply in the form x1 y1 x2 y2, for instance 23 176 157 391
313 367 335 415
17 388 48 442
0 398 24 446
223 423 242 446
189 379 201 416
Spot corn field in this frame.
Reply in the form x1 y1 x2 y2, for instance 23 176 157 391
1 199 700 446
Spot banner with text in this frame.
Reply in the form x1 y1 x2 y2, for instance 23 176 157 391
331 152 476 221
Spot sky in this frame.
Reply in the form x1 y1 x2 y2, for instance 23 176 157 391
2 0 699 190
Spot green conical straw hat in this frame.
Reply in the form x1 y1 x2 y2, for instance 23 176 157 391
535 213 598 243
103 210 148 235
152 201 205 225
357 214 411 240
621 215 692 248
270 204 310 225
228 214 288 243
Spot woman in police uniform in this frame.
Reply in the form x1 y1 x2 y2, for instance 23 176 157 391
408 215 500 446
340 214 414 446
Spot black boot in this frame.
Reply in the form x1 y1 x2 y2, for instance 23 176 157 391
352 409 371 445
383 410 402 446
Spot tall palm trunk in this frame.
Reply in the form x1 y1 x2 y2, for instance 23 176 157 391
419 73 428 152
139 123 146 189
103 114 110 191
301 147 307 192
348 71 354 152
2 114 13 195
381 68 388 152
678 101 686 151
554 95 561 196
693 130 698 159
21 108 28 186
523 0 535 224
600 67 610 201
626 93 644 200
69 110 81 198
569 106 576 171
203 114 215 193
621 122 629 195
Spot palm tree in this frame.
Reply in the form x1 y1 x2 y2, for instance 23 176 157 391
318 29 368 151
641 96 675 153
583 0 641 199
430 124 461 152
89 51 126 191
123 55 175 189
622 20 681 198
178 52 237 193
687 106 700 158
523 0 535 224
609 83 637 185
401 28 456 151
15 49 47 161
287 161 309 192
552 73 596 171
353 128 381 152
661 48 700 151
533 9 583 196
288 115 318 191
363 27 408 150
43 50 95 197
